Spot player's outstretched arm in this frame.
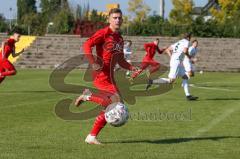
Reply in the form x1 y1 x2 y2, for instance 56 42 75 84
191 57 198 64
83 31 104 64
183 47 191 59
12 48 24 57
118 52 135 71
83 30 104 70
1 41 6 59
157 46 167 54
165 46 173 57
1 41 4 51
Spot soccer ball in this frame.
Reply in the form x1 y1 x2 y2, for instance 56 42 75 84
104 102 129 127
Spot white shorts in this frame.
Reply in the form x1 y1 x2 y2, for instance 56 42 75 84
168 61 186 79
124 54 131 63
183 57 191 72
183 57 196 72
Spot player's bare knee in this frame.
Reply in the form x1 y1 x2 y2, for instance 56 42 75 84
170 78 175 83
188 71 194 77
110 94 121 103
10 70 17 75
191 72 195 77
182 74 189 80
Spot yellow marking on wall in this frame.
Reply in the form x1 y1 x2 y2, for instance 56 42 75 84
98 3 120 16
106 4 120 12
8 36 36 63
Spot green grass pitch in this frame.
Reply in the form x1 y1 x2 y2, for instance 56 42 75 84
0 69 240 159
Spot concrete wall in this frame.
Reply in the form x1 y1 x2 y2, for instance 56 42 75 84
1 34 239 72
125 36 240 72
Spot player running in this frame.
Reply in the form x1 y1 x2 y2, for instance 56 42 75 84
0 29 24 84
75 8 136 145
146 33 198 101
130 39 166 80
123 40 132 77
183 39 199 77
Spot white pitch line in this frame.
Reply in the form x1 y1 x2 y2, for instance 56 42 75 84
189 84 238 92
195 82 240 84
192 106 240 138
0 98 58 110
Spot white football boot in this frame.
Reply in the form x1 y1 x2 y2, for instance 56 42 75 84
85 134 102 145
75 89 92 106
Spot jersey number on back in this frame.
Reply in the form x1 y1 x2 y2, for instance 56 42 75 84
174 43 180 53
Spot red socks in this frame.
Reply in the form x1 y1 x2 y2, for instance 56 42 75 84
90 111 107 136
89 93 112 107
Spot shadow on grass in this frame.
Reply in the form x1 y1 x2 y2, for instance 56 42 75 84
204 98 240 101
104 136 240 144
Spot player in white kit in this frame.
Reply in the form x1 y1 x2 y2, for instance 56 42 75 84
146 33 198 101
124 40 132 77
183 39 198 77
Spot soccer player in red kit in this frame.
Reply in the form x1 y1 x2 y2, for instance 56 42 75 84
0 29 24 84
75 8 136 145
131 39 166 79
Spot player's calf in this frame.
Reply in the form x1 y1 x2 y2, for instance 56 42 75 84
110 93 121 103
146 77 173 90
146 79 153 90
0 70 17 76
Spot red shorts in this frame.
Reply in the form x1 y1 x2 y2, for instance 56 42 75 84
0 63 3 72
0 59 16 72
93 71 118 96
0 64 4 79
141 57 160 69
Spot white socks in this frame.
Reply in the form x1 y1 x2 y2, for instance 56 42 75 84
182 79 190 96
153 78 171 84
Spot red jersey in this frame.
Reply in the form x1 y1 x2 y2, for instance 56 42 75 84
84 26 133 78
144 42 164 60
0 38 15 60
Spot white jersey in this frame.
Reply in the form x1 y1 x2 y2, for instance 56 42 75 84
123 45 132 63
168 39 189 79
170 39 190 70
123 45 132 55
188 46 198 58
170 39 190 62
183 46 198 72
